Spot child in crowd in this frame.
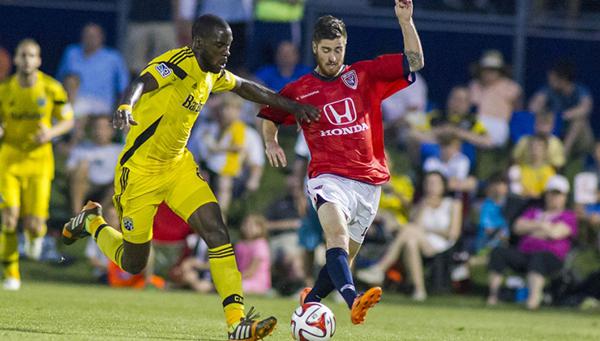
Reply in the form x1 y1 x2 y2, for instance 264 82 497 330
235 215 272 294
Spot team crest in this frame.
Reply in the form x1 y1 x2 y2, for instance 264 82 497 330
155 63 172 78
341 70 358 90
123 217 134 231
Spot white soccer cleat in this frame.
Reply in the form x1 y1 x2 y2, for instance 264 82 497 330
3 277 21 291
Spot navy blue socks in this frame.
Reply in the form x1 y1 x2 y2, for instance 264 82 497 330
305 265 335 303
325 247 357 309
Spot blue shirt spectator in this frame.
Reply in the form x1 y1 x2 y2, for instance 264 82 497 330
476 198 509 252
56 23 129 114
254 41 311 92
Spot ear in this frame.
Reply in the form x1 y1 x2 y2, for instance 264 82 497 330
192 36 203 50
312 42 317 54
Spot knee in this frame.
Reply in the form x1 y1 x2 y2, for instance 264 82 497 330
24 217 45 234
122 259 147 275
2 209 19 230
200 221 230 248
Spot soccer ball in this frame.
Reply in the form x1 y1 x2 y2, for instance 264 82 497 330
290 302 336 341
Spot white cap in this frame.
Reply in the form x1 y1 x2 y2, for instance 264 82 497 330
545 175 570 194
479 50 505 69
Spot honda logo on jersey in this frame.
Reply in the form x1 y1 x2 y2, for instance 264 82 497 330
341 70 358 89
323 98 357 125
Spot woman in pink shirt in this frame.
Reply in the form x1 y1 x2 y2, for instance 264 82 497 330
487 175 577 310
234 214 272 294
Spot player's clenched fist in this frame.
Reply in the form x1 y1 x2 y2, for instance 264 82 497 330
265 141 287 168
113 104 138 130
395 0 413 22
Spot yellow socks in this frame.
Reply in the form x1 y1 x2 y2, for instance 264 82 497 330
0 227 20 280
208 243 245 327
89 215 124 269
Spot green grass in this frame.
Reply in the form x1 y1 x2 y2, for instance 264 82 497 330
1 279 599 341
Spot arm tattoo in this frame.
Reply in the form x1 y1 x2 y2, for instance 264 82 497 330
405 51 423 71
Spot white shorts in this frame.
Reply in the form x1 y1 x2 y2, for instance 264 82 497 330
306 174 382 244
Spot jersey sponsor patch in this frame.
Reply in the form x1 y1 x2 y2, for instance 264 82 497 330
323 97 357 125
341 70 358 90
155 63 172 78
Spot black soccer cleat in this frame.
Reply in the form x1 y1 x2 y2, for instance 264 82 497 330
228 307 277 341
62 201 102 245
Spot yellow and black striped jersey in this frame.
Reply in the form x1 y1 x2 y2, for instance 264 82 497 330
120 46 237 174
0 71 72 177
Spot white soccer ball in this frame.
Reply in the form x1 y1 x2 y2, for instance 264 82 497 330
290 302 336 341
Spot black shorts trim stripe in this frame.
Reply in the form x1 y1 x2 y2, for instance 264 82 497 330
119 116 163 166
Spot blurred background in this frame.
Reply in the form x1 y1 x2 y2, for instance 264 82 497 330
1 0 600 311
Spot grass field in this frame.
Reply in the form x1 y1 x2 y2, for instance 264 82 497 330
1 280 599 341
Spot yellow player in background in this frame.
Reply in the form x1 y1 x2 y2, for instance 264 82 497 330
0 39 74 290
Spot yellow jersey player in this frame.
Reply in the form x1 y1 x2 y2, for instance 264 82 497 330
0 39 74 290
61 14 318 340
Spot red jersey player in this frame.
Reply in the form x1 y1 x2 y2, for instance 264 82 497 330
259 0 424 325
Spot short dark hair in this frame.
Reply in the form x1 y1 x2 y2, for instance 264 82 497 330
192 14 229 39
312 15 347 43
550 60 576 82
488 171 508 185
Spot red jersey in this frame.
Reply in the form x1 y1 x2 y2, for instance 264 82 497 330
259 54 414 185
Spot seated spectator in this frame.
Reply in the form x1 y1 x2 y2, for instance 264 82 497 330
56 23 129 114
66 116 123 218
357 171 462 301
509 134 556 199
202 93 252 215
125 0 178 74
169 234 214 293
234 215 272 295
255 41 311 92
264 174 305 295
487 175 577 310
475 174 511 255
377 155 415 231
573 141 600 245
423 133 477 193
512 112 565 169
469 50 522 147
381 72 428 148
381 72 427 151
529 60 594 160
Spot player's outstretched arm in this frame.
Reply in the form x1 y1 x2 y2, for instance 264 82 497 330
113 73 158 130
232 77 320 123
396 0 424 72
261 119 287 168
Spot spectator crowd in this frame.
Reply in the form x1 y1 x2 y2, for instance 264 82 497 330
1 0 599 312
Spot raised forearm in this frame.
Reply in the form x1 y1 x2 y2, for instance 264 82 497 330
234 79 297 112
399 19 424 72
